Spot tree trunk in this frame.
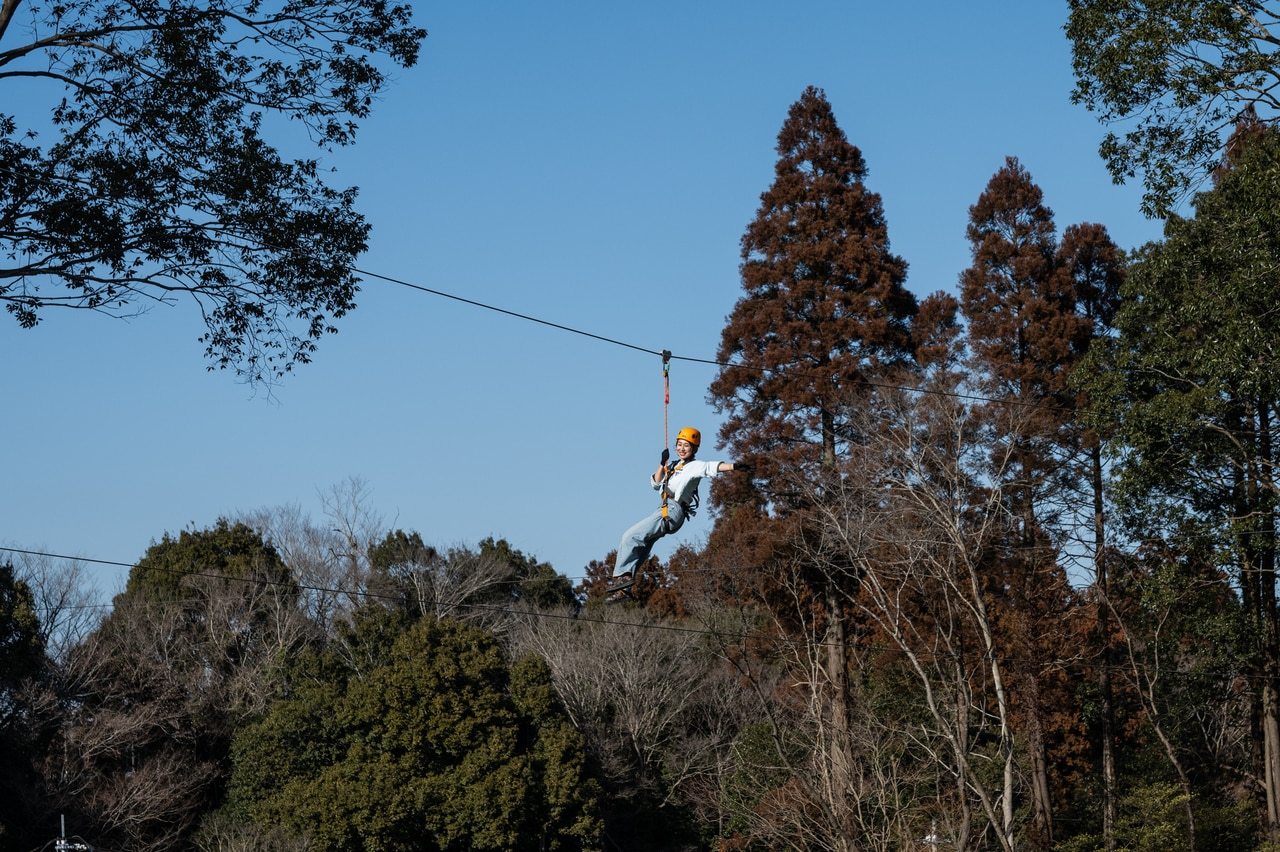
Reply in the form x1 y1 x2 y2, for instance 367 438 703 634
822 407 837 468
1261 402 1280 842
824 580 854 850
1017 445 1055 847
1093 443 1118 852
820 414 853 849
1027 698 1053 846
1264 683 1280 835
1245 400 1280 842
955 676 974 850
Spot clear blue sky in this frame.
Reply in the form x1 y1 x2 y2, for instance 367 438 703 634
3 1 1166 595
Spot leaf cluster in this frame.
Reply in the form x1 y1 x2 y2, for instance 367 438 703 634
230 613 602 851
1066 0 1280 217
0 0 426 381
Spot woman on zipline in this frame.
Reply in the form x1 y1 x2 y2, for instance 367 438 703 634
606 426 749 602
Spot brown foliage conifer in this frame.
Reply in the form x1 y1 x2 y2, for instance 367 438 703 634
960 157 1103 848
709 86 917 511
703 86 921 851
961 156 1092 409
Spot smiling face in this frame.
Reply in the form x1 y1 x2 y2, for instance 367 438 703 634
675 438 696 460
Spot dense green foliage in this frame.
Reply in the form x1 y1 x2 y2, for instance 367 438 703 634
229 612 600 850
1067 0 1280 217
0 562 43 689
1083 124 1280 529
0 563 45 841
0 0 426 381
1077 124 1280 848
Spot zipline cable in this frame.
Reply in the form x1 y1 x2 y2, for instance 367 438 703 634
353 266 665 358
353 264 1075 415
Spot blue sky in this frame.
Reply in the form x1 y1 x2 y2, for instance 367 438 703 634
3 1 1166 595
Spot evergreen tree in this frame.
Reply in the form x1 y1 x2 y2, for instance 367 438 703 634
1057 218 1127 849
478 537 578 610
706 85 917 852
39 521 309 852
229 613 602 851
961 156 1093 410
0 561 44 694
125 518 297 605
960 157 1095 848
0 562 46 849
1079 124 1280 846
366 531 577 626
709 85 917 508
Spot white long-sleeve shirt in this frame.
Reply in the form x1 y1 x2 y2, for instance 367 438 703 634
652 458 724 505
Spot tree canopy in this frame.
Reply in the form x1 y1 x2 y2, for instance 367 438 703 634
1066 0 1280 217
1076 121 1280 843
1080 124 1280 528
0 561 43 693
0 0 426 382
230 614 602 851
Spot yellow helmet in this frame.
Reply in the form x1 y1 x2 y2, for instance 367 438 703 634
676 427 701 448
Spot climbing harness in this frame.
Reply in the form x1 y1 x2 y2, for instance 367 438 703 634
659 457 700 532
660 458 682 533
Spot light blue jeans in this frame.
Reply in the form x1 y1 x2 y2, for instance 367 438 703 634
614 501 687 578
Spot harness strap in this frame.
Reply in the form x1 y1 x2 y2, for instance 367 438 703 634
662 349 671 455
660 350 672 523
661 458 682 523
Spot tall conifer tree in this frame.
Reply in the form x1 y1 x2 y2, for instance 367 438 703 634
960 157 1095 848
709 86 917 507
962 156 1092 411
1058 219 1126 851
707 86 917 849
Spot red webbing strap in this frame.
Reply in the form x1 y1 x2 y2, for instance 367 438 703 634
661 350 672 519
662 350 671 451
